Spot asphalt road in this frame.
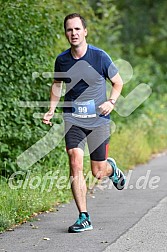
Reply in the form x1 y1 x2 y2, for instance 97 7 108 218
0 152 167 252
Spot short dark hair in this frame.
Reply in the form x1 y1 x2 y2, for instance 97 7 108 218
64 13 87 31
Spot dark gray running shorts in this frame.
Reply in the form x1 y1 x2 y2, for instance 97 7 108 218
65 122 110 161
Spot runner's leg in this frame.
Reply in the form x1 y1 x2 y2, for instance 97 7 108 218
65 123 89 213
91 160 113 180
67 147 87 212
87 124 113 179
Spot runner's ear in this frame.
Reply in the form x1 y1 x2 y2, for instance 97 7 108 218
85 28 87 37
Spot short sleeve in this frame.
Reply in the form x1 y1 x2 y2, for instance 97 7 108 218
101 51 118 79
54 57 61 81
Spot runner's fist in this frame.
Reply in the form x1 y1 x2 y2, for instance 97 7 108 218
43 111 54 126
99 101 114 116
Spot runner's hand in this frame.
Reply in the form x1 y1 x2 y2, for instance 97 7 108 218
99 101 114 116
43 111 54 126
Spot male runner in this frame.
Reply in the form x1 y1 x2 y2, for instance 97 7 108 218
43 13 126 233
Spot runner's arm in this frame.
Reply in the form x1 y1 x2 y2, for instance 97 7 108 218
49 80 63 113
109 72 123 102
99 73 123 116
43 80 63 125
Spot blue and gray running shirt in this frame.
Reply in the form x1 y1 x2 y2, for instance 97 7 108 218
54 44 118 128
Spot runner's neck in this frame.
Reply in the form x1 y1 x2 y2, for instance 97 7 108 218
71 43 88 59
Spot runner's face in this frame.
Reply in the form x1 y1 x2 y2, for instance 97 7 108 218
65 17 87 47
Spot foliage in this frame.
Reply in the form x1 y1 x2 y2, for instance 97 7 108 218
0 172 72 232
0 0 121 176
88 0 122 57
0 98 167 232
0 0 167 232
110 98 167 169
115 0 167 94
0 0 60 175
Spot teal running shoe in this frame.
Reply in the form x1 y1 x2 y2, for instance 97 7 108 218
107 157 126 190
68 213 93 233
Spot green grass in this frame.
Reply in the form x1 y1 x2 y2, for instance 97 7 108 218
0 101 167 232
110 96 167 169
109 126 152 170
0 170 72 232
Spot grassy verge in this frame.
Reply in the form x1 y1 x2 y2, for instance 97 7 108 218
109 98 167 169
0 169 72 232
0 100 167 232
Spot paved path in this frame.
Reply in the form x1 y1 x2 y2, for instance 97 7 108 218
0 153 167 252
104 196 167 252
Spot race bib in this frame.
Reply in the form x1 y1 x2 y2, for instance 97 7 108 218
72 100 96 118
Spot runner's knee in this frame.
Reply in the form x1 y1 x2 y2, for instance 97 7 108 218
68 150 83 176
70 159 82 174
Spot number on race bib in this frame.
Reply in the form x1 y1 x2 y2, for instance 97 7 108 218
72 100 96 118
78 106 88 113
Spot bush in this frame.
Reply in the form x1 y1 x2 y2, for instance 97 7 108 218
0 0 61 175
109 98 167 169
0 0 121 176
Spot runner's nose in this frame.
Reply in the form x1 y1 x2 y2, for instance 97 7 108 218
72 29 77 36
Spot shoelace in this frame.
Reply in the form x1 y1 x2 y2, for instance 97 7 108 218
76 214 87 225
115 168 121 178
